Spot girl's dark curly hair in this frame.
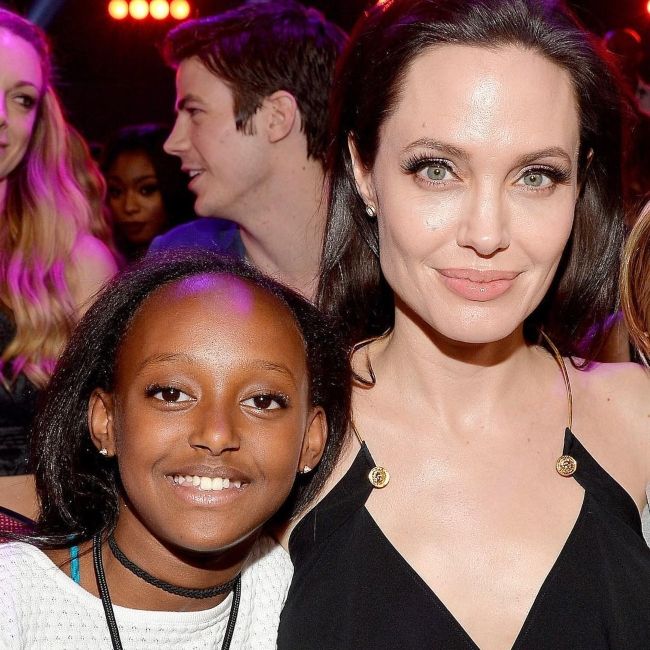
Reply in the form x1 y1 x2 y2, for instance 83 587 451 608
29 250 350 546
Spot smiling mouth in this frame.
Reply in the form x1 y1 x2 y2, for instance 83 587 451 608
436 268 520 301
168 474 246 492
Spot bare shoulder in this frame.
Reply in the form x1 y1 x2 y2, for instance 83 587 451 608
68 234 118 315
569 360 650 504
572 360 650 423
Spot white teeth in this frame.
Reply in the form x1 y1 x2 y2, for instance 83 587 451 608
171 475 243 491
188 170 202 178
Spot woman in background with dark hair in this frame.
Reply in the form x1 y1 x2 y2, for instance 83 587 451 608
101 124 196 261
278 1 650 648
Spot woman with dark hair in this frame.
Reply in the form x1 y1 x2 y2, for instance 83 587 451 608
278 1 650 648
101 124 196 261
0 250 350 647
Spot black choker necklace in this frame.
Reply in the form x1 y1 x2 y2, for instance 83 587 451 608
107 533 240 599
93 534 241 650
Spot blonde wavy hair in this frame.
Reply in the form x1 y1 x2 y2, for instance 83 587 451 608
621 199 650 365
0 10 93 388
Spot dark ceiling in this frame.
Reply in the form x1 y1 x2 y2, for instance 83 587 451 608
4 0 649 144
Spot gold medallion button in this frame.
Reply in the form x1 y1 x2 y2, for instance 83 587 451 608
368 466 390 489
555 455 577 477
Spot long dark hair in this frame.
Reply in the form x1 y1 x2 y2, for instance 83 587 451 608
319 0 628 360
28 251 350 546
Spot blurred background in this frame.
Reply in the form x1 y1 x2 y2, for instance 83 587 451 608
3 0 650 142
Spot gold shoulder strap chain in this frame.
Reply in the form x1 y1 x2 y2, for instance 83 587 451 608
539 330 578 477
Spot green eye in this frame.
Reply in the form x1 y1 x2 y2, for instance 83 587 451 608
523 173 544 187
426 166 447 181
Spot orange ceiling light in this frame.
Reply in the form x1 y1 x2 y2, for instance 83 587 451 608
108 0 129 19
129 0 149 19
170 0 190 20
150 0 170 20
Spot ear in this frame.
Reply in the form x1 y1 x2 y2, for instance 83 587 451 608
348 134 377 211
88 389 116 457
262 90 298 144
299 407 327 472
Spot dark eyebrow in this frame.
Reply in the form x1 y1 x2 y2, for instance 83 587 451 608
134 354 297 384
107 174 158 185
13 81 39 91
136 353 195 374
402 138 470 162
513 147 573 168
251 360 297 383
403 140 573 168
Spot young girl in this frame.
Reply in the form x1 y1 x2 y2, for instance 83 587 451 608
0 251 349 649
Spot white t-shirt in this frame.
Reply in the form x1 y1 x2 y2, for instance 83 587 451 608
0 535 292 649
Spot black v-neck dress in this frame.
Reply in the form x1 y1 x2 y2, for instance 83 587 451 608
278 429 650 649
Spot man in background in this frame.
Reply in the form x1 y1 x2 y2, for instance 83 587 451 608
157 1 347 300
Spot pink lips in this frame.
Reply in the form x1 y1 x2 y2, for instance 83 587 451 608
437 268 519 301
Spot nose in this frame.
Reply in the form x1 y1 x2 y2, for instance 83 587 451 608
164 117 188 157
189 408 241 457
123 189 140 215
456 181 510 256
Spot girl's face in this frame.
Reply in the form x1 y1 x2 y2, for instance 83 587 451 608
352 45 581 344
90 274 325 555
0 28 42 184
106 151 168 246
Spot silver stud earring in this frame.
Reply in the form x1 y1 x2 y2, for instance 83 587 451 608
301 465 312 474
99 448 108 456
365 204 376 218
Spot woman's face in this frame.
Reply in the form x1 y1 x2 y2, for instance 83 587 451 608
0 28 42 184
106 151 168 246
90 274 324 554
352 45 581 344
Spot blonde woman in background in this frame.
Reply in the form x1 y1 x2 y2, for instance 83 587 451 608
622 197 650 544
0 9 117 518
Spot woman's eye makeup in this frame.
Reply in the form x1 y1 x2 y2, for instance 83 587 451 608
401 155 457 185
401 154 571 192
107 186 123 199
139 183 160 197
145 384 193 403
241 393 289 411
515 166 571 190
14 93 36 110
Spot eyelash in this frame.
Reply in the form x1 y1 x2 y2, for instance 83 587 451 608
400 154 571 190
144 384 290 410
243 393 290 411
401 155 454 179
145 383 191 403
15 94 36 110
139 183 160 197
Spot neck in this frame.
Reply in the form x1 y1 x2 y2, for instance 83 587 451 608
237 158 326 301
364 302 553 432
101 512 253 612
